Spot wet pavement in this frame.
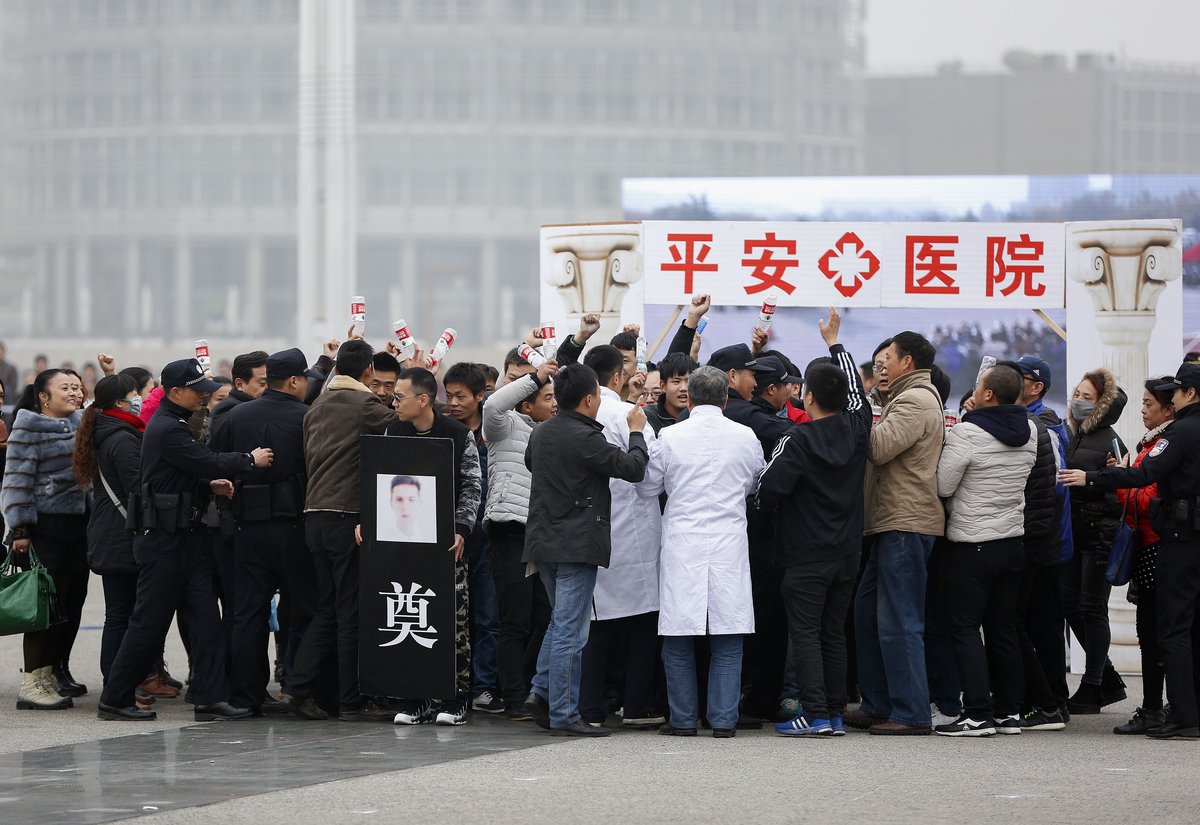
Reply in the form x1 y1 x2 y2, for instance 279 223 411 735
0 716 550 824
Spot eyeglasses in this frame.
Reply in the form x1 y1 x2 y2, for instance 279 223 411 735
872 363 885 373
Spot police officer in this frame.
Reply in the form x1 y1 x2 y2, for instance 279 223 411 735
210 348 318 715
97 358 274 721
1061 362 1200 739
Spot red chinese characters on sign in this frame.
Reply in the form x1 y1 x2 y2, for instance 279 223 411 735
905 235 960 295
661 233 718 294
818 232 880 298
986 233 1047 298
742 232 799 295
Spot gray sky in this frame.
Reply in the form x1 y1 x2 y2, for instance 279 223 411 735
864 0 1200 73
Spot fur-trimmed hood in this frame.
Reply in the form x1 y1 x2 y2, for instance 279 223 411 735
1068 367 1127 435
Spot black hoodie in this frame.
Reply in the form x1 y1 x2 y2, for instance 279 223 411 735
962 404 1033 447
755 344 872 565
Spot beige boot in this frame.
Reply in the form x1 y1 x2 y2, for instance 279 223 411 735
16 666 72 710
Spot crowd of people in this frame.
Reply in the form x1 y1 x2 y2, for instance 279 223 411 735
2 295 1200 741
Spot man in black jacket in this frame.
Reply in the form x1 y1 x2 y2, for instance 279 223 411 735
387 367 482 727
756 308 870 736
644 352 698 435
211 348 318 717
98 358 274 722
209 351 269 438
522 364 649 737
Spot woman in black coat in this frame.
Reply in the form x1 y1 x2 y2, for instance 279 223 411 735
72 375 145 683
1063 366 1127 714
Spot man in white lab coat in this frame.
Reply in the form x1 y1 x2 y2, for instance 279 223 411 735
638 366 766 738
579 345 665 728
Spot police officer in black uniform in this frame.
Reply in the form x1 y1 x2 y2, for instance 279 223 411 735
211 348 318 715
1061 362 1200 739
97 358 274 721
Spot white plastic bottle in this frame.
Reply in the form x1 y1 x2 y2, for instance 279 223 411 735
392 318 416 361
756 293 778 333
636 335 648 374
350 295 366 338
426 328 457 372
194 339 212 373
518 343 546 368
539 320 557 363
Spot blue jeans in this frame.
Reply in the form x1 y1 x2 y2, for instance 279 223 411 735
855 531 935 726
467 528 499 696
531 562 598 728
661 634 743 730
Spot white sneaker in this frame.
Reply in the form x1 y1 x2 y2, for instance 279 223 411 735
471 690 505 714
393 699 435 725
436 699 468 726
935 714 996 737
931 703 958 727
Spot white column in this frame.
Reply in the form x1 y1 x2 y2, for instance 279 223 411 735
297 0 358 348
74 242 91 335
174 238 192 336
124 240 140 334
247 239 264 335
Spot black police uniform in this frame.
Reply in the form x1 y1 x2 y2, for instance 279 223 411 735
1085 365 1200 735
209 351 317 712
99 364 257 715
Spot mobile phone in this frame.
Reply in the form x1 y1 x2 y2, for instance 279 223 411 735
1111 438 1123 464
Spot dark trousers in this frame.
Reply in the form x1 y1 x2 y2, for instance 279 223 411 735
1017 544 1059 712
100 530 228 708
1062 549 1112 684
287 512 363 711
100 572 139 684
742 523 788 716
580 611 660 723
925 540 962 715
211 530 237 670
467 526 499 696
1156 540 1200 727
229 520 318 710
780 551 860 718
486 521 550 707
1136 577 1166 710
944 537 1025 719
1026 561 1069 706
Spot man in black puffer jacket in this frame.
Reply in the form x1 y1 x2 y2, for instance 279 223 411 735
995 360 1063 729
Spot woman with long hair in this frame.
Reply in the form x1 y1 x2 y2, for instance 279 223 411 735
1063 367 1128 714
1 369 88 709
72 375 147 686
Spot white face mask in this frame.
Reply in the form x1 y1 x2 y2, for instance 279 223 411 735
126 395 143 415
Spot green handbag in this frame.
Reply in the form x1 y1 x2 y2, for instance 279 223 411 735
0 544 57 636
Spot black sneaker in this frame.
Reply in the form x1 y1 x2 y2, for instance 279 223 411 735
1020 706 1066 731
471 691 505 714
1100 665 1127 707
934 715 996 737
524 692 551 730
341 699 396 722
393 699 435 725
1114 706 1165 735
994 714 1022 735
504 704 533 721
437 699 469 726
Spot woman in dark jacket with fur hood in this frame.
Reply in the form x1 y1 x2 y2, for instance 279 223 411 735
1063 366 1128 714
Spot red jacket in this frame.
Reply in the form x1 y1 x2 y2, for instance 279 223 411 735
786 401 810 425
1115 434 1163 547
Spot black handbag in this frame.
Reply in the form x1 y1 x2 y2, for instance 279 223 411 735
1106 496 1140 586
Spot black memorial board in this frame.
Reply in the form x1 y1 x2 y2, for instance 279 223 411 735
358 434 456 699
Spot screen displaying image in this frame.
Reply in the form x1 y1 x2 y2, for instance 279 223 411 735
376 473 438 545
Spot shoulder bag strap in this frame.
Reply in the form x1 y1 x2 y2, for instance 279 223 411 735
97 466 128 519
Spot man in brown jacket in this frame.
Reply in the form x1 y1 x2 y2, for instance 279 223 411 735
847 331 946 736
283 339 397 722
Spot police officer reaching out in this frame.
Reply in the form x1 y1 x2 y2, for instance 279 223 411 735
1060 362 1200 740
97 358 274 722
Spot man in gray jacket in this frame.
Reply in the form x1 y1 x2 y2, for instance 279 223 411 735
481 350 557 719
934 364 1037 737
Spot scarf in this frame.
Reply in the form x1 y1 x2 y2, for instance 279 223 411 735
103 408 147 432
1139 420 1171 450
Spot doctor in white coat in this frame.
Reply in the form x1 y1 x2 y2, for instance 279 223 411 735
579 345 665 728
638 366 765 738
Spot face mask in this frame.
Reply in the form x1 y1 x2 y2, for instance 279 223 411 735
1070 399 1096 421
127 395 143 416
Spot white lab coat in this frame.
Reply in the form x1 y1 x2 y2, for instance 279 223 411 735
592 387 662 620
637 405 765 636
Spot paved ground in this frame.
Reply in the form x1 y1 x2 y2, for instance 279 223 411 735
2 573 1198 824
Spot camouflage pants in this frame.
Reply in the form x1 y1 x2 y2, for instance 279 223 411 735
454 557 472 700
